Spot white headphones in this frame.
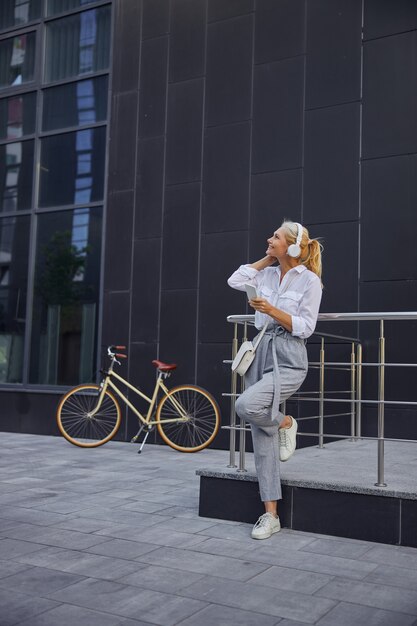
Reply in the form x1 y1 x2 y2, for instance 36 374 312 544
287 222 303 258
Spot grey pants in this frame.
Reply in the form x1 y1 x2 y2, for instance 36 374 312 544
235 327 308 502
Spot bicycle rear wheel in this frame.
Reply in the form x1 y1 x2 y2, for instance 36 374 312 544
156 385 220 452
56 384 121 448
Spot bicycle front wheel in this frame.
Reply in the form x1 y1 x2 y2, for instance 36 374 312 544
156 385 220 452
56 384 122 448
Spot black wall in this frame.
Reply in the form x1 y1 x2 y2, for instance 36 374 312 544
2 0 417 446
100 0 417 449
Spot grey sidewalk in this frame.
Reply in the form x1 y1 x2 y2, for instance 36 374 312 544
0 433 417 626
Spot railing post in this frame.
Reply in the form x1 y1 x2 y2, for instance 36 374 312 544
237 322 248 472
375 319 387 487
356 343 362 439
350 342 356 440
318 337 325 448
228 322 238 468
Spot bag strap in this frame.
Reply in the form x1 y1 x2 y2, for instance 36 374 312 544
252 321 269 351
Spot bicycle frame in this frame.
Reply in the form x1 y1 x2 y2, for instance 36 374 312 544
90 362 189 428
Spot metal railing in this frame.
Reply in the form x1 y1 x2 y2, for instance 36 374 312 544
223 311 417 487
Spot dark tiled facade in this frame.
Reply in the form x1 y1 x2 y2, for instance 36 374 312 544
1 0 417 449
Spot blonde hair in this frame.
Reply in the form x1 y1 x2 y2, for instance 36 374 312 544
281 220 323 285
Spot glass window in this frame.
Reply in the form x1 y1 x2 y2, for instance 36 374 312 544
0 32 36 88
42 76 108 131
47 0 98 17
39 127 105 207
45 6 111 83
30 207 102 385
0 140 34 212
0 0 41 31
0 92 36 139
0 215 30 383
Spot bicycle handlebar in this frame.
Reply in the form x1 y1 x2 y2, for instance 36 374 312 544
107 345 128 360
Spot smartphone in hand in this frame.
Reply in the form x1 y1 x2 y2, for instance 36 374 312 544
244 283 258 301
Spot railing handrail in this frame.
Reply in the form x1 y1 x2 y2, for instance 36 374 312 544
228 311 417 324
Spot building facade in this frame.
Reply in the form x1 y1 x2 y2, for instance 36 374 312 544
1 0 417 448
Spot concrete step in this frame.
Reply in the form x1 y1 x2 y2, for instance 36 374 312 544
197 439 417 547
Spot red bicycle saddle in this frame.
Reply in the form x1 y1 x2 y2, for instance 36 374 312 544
152 359 177 372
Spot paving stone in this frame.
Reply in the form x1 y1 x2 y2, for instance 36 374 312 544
301 537 375 559
47 578 208 625
249 564 333 594
0 538 44 560
360 545 417 571
14 546 148 580
176 603 281 625
0 587 59 625
49 516 118 533
176 575 336 623
0 483 28 494
113 500 170 514
192 522 256 541
316 578 417 614
0 505 71 526
76 506 169 527
130 515 217 534
136 546 270 581
187 536 258 559
240 544 379 580
315 600 416 625
0 558 30 579
116 564 205 593
0 564 85 595
364 563 417 591
86 538 159 560
117 526 209 549
5 526 111 550
15 603 152 626
3 433 417 626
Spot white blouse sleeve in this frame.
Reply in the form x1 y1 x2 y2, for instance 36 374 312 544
291 277 323 339
227 264 261 292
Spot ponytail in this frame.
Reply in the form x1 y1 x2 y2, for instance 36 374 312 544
301 239 324 287
281 220 324 287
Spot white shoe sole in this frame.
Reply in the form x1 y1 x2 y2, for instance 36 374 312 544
251 526 281 540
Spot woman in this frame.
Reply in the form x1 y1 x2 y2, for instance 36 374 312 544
227 220 323 540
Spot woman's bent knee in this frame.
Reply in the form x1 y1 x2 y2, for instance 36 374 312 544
236 391 266 422
235 393 248 420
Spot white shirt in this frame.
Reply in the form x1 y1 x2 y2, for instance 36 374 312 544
227 264 322 339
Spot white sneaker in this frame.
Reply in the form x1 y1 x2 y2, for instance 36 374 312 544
279 416 298 461
251 512 281 540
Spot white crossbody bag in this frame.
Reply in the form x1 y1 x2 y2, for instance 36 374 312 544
231 322 269 377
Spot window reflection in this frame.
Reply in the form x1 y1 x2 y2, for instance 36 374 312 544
0 32 35 87
0 92 36 139
39 127 105 207
0 140 34 212
0 0 41 31
0 215 30 383
30 207 101 385
42 76 108 131
45 6 110 82
47 0 96 17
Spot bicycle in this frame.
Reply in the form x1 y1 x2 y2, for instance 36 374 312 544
56 345 221 453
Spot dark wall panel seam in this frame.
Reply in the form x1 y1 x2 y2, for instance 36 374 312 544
194 0 209 384
126 0 144 441
362 152 417 162
363 28 417 44
254 52 306 68
157 0 172 360
305 99 362 113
